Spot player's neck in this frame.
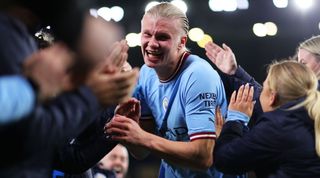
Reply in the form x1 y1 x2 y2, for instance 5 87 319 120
158 51 188 83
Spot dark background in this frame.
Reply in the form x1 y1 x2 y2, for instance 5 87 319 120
98 1 320 177
101 0 320 83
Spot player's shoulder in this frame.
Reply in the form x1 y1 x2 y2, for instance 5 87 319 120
183 54 218 76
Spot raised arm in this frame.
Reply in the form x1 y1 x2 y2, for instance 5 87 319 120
215 85 279 174
205 42 238 75
205 42 263 127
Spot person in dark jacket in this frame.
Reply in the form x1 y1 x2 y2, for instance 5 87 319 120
0 1 138 177
214 60 320 178
204 35 320 127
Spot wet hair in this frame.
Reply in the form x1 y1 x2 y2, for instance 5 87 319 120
144 2 189 36
267 60 320 156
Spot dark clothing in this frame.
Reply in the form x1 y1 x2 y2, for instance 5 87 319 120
7 0 96 49
54 108 117 174
219 66 263 128
214 98 320 178
0 13 37 75
220 66 320 127
0 10 116 178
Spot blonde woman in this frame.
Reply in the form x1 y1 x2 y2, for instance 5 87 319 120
298 35 320 79
214 60 320 178
205 36 320 128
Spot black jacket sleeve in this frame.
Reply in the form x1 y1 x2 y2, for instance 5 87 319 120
0 86 100 166
214 118 282 174
219 65 263 128
53 108 118 174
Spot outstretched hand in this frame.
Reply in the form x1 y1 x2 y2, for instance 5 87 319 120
104 115 146 146
205 42 237 75
229 83 255 118
86 68 139 107
101 40 129 73
115 97 141 123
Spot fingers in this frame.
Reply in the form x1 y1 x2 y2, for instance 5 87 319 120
115 98 139 116
121 61 132 72
130 101 141 122
117 40 129 68
228 84 255 117
222 43 232 53
103 40 129 72
205 52 216 63
236 85 245 102
241 83 250 102
112 68 139 92
87 68 139 106
205 41 223 52
247 86 254 103
230 90 237 104
105 115 133 133
205 41 223 63
249 86 255 112
236 84 251 102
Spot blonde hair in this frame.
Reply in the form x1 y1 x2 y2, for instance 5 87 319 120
267 60 320 156
144 2 189 36
298 36 320 79
299 35 320 57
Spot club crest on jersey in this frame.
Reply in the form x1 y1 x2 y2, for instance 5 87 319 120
162 97 169 111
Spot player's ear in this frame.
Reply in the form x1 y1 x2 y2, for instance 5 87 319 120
178 35 187 50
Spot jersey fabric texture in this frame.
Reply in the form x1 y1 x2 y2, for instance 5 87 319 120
134 54 227 178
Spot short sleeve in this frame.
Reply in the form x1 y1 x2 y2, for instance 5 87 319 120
184 63 227 141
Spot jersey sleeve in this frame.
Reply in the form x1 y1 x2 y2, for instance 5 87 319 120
184 62 227 141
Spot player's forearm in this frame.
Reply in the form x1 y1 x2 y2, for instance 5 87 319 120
143 133 214 170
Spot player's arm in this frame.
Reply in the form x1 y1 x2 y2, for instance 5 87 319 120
124 116 155 160
106 115 214 170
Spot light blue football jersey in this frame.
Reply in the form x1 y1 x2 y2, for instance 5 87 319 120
134 54 231 178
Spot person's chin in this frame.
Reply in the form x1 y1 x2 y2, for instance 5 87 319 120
144 59 158 68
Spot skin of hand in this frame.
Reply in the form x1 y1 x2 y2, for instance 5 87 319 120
98 40 129 74
85 38 137 107
105 115 147 146
228 83 255 118
205 42 238 75
109 40 129 70
114 98 141 123
105 115 214 170
121 61 132 72
214 107 225 138
104 98 141 151
85 68 139 107
23 42 75 101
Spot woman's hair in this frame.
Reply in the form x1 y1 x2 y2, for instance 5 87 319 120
144 2 189 36
299 35 320 57
267 60 320 156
